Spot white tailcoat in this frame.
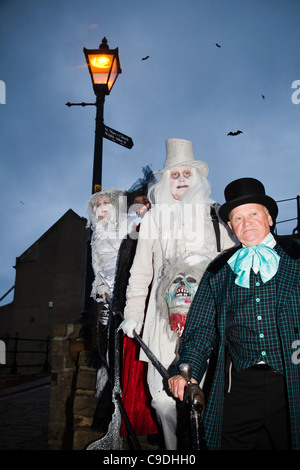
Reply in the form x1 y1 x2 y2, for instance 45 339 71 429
124 205 236 368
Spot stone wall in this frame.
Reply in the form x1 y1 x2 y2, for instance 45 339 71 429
48 323 104 450
72 349 105 450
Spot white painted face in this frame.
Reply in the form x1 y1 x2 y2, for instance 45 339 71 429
169 166 193 200
95 196 111 220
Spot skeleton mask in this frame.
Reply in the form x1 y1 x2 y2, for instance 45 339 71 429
165 271 199 337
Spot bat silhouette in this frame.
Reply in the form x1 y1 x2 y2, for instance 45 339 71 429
227 130 243 136
141 56 149 60
262 94 265 99
216 43 221 48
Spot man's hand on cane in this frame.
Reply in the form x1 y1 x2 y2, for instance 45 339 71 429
168 375 198 402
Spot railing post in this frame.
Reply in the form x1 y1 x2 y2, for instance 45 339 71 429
43 335 51 372
11 333 18 374
293 195 300 235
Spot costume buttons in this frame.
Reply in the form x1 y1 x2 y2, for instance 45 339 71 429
261 351 266 356
257 315 262 320
256 282 260 287
259 333 264 338
256 298 260 303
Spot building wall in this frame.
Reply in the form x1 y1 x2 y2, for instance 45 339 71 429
0 209 90 374
11 210 88 339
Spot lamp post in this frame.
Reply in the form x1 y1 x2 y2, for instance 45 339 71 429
84 37 122 193
72 37 122 333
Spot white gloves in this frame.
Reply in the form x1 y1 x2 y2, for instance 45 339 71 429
119 318 143 338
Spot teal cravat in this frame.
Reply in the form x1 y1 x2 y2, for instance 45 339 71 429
227 234 280 288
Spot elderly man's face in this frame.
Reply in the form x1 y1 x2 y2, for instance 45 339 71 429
228 203 273 246
169 166 193 200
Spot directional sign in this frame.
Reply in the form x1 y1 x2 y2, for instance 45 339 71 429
103 125 134 149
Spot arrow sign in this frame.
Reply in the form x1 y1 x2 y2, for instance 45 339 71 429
103 125 134 149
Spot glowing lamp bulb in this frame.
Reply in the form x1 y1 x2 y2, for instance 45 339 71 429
91 55 112 69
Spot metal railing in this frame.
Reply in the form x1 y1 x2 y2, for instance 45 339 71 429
276 195 300 235
0 333 51 375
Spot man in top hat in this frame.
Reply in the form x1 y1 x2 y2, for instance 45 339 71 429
120 138 236 450
168 177 300 450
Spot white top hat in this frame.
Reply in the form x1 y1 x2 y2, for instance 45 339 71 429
160 138 209 177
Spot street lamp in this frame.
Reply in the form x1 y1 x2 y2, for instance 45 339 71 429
84 37 121 96
84 37 122 193
70 37 122 333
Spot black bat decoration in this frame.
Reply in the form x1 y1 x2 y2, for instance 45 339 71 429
216 43 221 48
141 55 149 60
227 130 243 136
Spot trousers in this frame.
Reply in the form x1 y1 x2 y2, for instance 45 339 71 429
147 363 177 450
221 365 291 450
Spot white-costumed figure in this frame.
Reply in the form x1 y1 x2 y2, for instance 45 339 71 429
87 188 127 310
87 188 127 405
120 138 237 450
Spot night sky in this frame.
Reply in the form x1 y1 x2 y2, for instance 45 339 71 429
0 0 299 304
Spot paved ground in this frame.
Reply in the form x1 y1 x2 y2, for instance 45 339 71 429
0 376 161 452
0 375 51 451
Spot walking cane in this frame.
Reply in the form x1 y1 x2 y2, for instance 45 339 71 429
179 363 207 451
131 328 207 450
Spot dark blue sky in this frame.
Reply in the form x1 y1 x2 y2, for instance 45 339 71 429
0 0 299 304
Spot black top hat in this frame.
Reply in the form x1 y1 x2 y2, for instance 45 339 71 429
219 177 278 223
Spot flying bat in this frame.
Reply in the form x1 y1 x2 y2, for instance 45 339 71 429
216 43 221 48
227 130 243 136
141 55 149 60
262 94 265 99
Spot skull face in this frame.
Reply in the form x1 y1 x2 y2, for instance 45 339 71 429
165 272 198 308
165 271 199 337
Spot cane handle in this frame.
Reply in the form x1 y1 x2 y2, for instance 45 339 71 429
179 363 192 384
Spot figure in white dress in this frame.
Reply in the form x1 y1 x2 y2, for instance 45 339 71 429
87 188 127 311
87 188 127 409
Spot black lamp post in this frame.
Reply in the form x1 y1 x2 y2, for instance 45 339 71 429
73 37 122 334
84 37 122 193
